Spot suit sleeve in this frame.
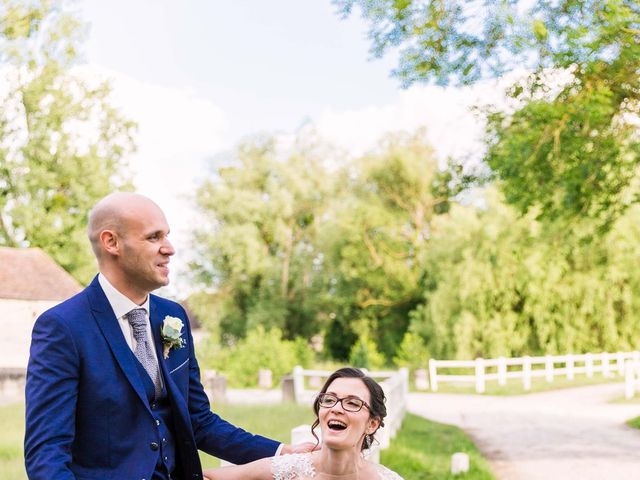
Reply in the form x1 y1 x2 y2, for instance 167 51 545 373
24 312 79 480
181 314 281 464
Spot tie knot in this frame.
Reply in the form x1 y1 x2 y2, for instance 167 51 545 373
126 308 147 340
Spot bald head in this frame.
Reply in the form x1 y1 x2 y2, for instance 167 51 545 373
88 192 162 260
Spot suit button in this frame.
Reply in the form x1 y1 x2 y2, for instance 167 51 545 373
155 419 161 426
150 442 159 451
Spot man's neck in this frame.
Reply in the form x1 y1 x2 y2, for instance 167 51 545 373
99 269 147 305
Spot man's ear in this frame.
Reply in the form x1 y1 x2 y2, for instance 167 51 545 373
100 230 120 256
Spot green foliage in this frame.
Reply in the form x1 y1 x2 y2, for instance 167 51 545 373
0 0 135 283
192 134 333 341
192 130 454 361
322 130 451 359
410 188 640 359
349 333 386 370
336 0 640 225
393 330 430 371
206 326 308 387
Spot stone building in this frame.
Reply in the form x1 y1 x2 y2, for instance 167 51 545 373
0 247 82 368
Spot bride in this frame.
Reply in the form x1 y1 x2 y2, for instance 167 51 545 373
204 367 403 479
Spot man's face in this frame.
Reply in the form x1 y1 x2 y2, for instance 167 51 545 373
117 201 175 294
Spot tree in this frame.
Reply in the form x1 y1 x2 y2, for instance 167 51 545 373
322 130 454 360
0 0 135 283
410 188 640 358
336 0 640 224
192 134 333 342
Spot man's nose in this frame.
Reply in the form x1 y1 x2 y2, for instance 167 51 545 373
161 238 175 256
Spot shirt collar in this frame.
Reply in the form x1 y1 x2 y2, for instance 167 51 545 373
98 273 150 319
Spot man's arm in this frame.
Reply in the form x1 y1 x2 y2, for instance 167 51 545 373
182 318 281 464
24 312 79 480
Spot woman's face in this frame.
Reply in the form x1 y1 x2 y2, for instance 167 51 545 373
317 377 380 450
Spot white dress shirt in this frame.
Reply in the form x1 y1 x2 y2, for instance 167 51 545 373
98 273 163 388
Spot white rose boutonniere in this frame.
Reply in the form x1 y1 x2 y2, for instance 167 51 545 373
161 315 185 359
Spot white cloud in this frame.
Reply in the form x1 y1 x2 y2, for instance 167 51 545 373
313 73 522 165
73 65 228 296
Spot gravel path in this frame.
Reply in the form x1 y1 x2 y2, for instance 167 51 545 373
408 383 640 480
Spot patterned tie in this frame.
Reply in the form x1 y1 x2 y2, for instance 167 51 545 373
126 308 162 399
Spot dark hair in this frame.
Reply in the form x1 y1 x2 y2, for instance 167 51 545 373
311 367 387 451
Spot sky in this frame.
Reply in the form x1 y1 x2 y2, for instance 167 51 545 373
77 0 507 296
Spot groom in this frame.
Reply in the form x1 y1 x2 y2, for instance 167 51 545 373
25 192 310 479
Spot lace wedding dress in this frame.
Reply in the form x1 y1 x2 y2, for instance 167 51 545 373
271 453 404 480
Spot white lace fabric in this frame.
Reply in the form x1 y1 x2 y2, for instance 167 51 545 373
270 453 404 480
271 453 316 479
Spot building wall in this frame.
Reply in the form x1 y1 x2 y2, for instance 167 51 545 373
0 298 59 368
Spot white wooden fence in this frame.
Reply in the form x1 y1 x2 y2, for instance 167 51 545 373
429 351 640 393
291 366 409 460
625 360 640 399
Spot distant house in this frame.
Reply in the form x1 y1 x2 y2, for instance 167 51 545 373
0 247 82 368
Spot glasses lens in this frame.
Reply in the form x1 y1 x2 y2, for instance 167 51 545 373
318 394 337 408
342 397 364 412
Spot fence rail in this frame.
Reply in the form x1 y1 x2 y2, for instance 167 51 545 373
291 366 409 461
429 351 640 393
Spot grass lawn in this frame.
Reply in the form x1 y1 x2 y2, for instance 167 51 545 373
0 402 25 480
382 413 495 479
627 416 640 430
1 401 494 480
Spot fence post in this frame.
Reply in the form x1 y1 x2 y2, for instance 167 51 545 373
585 353 593 378
415 369 429 390
625 361 635 399
293 365 304 403
602 352 611 378
475 358 485 394
567 354 574 380
523 356 532 391
498 357 507 386
545 355 554 382
429 359 439 392
616 352 625 376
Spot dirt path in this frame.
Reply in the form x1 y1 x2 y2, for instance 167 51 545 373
408 383 640 480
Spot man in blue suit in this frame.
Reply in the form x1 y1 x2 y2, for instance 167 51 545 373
25 192 310 480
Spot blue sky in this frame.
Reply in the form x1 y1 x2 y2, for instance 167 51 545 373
76 0 503 294
80 0 399 143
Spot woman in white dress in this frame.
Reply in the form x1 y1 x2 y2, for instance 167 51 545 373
204 367 404 480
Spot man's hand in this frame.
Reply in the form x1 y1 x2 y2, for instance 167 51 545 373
280 441 319 455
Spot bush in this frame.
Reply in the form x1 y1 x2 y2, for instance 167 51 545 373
209 326 309 387
393 331 430 371
349 334 386 370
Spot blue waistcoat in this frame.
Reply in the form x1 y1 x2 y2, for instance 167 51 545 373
133 354 178 479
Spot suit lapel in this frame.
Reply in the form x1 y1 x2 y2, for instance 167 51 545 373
149 297 190 414
87 277 151 412
150 299 179 396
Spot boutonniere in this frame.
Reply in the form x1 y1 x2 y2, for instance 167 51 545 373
161 315 185 359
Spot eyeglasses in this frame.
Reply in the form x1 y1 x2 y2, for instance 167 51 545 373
316 393 370 412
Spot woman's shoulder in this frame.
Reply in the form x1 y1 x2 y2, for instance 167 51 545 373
271 452 315 480
373 462 404 480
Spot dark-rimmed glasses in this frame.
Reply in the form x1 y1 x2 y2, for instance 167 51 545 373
316 393 370 412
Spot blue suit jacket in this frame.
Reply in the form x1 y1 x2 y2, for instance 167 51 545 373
25 276 279 480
